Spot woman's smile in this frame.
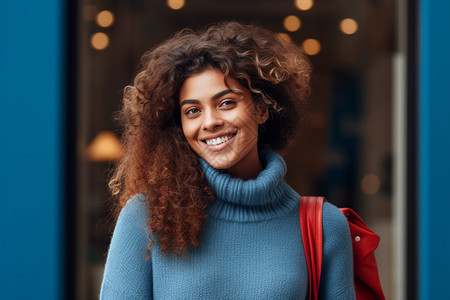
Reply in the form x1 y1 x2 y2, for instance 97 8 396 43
179 69 268 180
203 133 235 146
201 132 237 153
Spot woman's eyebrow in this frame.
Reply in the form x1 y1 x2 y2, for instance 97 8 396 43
211 89 234 101
180 99 199 108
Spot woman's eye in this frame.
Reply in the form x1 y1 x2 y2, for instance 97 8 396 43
219 100 235 108
185 108 200 116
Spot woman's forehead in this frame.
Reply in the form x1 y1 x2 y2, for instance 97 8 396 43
179 69 246 103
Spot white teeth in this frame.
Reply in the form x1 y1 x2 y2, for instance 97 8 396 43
206 135 232 146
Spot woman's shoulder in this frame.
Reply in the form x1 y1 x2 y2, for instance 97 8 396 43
117 194 150 223
123 193 149 208
108 194 151 249
320 201 355 299
322 201 350 237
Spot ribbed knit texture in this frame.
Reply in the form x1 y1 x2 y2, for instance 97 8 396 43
100 149 356 299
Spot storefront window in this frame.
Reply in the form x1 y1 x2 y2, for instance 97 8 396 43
74 0 397 298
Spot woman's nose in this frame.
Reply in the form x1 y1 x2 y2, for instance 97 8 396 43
202 109 224 131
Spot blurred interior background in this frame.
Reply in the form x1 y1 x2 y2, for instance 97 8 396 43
73 0 396 298
4 0 450 299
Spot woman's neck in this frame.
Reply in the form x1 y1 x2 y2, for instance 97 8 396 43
225 147 263 180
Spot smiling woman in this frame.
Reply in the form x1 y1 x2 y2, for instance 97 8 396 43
101 21 356 299
179 69 268 179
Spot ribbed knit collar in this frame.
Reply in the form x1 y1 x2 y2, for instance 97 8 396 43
199 148 300 222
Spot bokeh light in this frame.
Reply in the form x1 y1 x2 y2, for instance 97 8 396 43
167 0 185 10
361 174 381 195
96 10 115 28
91 32 110 50
86 131 122 161
294 0 314 11
340 18 359 35
283 15 301 32
302 38 321 55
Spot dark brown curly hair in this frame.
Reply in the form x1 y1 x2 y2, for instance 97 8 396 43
109 21 311 257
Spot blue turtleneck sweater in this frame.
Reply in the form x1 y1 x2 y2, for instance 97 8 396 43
100 150 355 299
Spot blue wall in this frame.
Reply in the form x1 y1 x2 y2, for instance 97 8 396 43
419 0 450 299
0 0 64 299
1 0 449 298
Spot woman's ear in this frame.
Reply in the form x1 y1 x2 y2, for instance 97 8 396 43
255 101 269 124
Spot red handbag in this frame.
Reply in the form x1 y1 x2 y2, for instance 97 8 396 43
299 196 385 300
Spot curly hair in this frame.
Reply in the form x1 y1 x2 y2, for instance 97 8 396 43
109 21 311 257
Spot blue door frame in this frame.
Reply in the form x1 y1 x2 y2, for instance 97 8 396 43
1 0 449 299
419 0 450 299
0 0 65 299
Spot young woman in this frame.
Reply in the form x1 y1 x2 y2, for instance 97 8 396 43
101 21 355 299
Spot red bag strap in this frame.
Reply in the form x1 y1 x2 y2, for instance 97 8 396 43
301 198 386 300
299 196 325 300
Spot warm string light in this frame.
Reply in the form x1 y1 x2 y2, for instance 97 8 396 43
91 32 109 50
96 10 115 28
302 38 321 55
340 18 359 35
167 0 185 10
283 15 301 32
294 0 313 11
85 8 115 50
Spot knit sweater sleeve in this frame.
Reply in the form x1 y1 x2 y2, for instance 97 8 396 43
100 195 153 300
318 202 356 300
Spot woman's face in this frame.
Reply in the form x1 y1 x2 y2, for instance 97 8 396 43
179 69 268 180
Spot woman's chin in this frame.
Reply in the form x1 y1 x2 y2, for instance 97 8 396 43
202 155 235 170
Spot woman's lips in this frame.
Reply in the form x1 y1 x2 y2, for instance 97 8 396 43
202 133 236 151
204 134 234 145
